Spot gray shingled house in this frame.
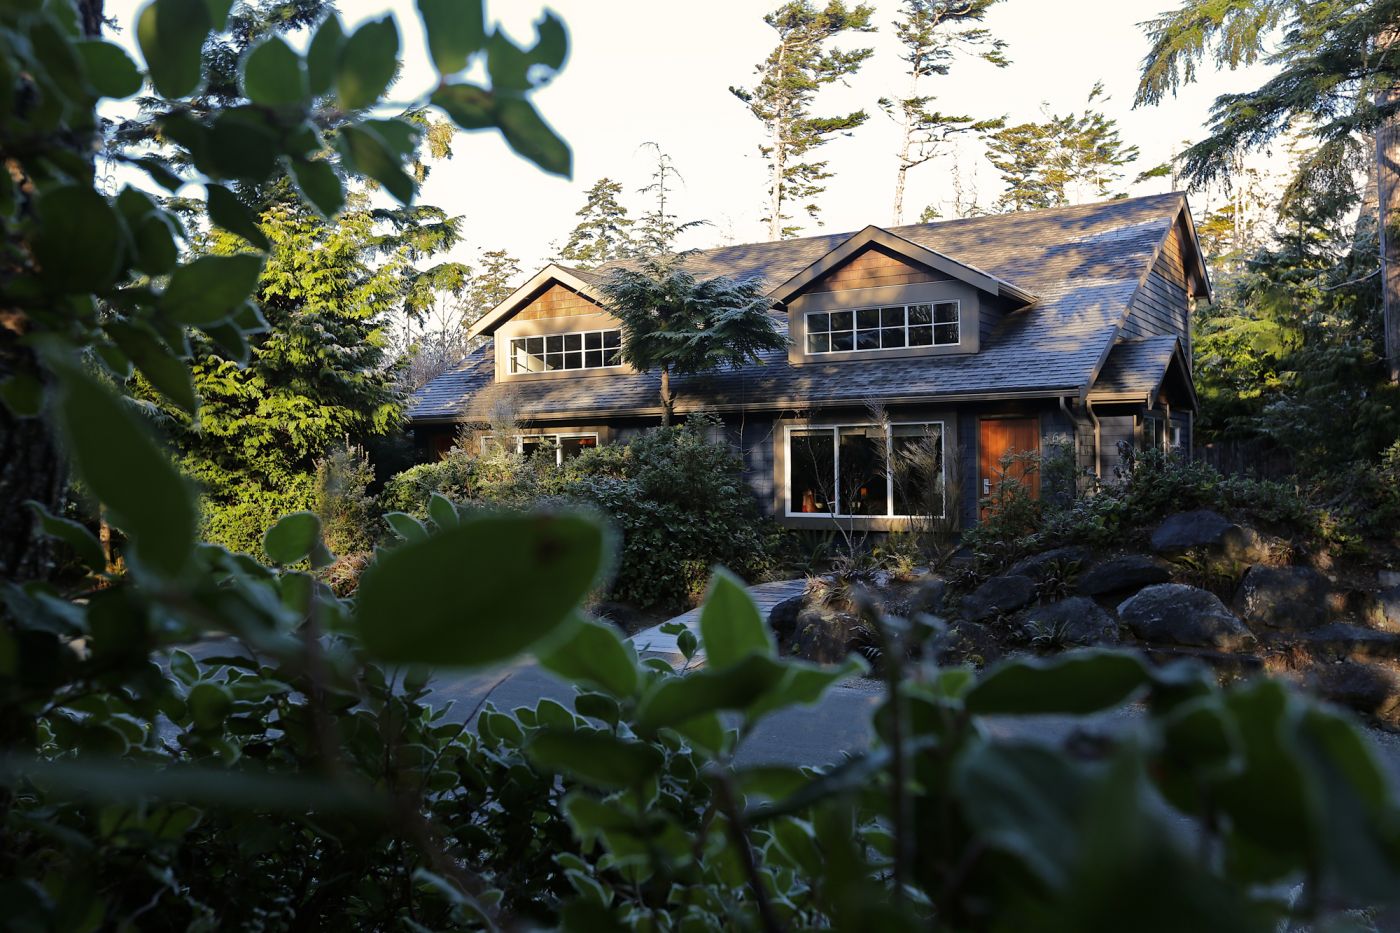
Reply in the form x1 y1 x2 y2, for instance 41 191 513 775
407 192 1207 530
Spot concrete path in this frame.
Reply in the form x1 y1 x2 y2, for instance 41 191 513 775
418 580 1400 785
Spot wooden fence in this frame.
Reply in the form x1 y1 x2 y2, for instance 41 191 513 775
1192 439 1296 481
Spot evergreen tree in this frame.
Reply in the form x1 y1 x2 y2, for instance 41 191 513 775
1134 0 1400 379
169 194 459 552
731 0 877 239
634 143 701 255
559 177 636 268
599 256 788 424
464 248 523 323
985 84 1140 212
882 0 1007 224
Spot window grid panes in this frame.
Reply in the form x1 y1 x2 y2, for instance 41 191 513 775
805 301 960 355
786 423 945 519
509 329 623 374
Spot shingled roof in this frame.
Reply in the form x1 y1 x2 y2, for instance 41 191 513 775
411 193 1199 423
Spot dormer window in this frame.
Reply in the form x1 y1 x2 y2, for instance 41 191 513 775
805 301 959 355
509 328 623 373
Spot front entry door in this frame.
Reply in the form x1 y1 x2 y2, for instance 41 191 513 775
979 417 1040 517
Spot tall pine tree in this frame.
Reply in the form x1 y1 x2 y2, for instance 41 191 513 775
559 178 636 269
731 0 876 239
985 84 1140 212
882 0 1007 224
464 248 524 324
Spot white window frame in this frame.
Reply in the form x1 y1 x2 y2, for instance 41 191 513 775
804 301 960 355
783 421 947 519
508 328 623 374
480 432 599 466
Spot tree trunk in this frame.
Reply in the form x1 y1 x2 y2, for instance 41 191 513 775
659 366 674 426
1379 28 1400 384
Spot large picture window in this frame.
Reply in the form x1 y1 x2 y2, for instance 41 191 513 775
509 329 623 373
805 301 959 355
786 422 945 518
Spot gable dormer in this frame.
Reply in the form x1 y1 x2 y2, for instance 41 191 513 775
769 226 1036 367
466 265 629 382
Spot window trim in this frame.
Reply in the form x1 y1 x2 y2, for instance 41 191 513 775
481 432 599 466
507 328 623 374
782 421 947 520
804 300 960 356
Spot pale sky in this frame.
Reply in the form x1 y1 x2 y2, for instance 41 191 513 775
103 0 1280 275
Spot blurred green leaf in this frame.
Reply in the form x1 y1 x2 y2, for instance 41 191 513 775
105 320 197 414
427 491 458 529
263 511 322 565
241 35 306 106
494 97 570 177
384 511 428 543
528 729 662 789
965 650 1150 716
699 569 772 667
538 616 639 698
338 124 415 204
75 40 142 98
289 157 344 218
34 185 124 294
336 15 398 111
305 14 344 96
431 83 494 129
44 355 195 578
636 654 788 731
187 682 233 731
24 501 105 573
205 184 270 251
159 254 264 325
417 0 484 74
136 0 211 98
357 512 607 667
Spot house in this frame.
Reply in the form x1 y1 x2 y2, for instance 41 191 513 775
407 192 1208 530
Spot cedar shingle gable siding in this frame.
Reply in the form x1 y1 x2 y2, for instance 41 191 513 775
1122 220 1192 356
799 243 948 294
409 194 1205 423
517 283 600 321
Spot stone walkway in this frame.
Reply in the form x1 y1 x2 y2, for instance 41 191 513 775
629 578 810 664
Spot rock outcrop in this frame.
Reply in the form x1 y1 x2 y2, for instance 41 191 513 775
1233 564 1334 631
959 574 1036 622
1117 583 1254 651
1076 554 1172 598
1019 596 1119 646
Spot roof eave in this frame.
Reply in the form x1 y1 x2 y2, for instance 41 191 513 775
466 264 605 340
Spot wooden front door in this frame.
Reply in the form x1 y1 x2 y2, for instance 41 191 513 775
979 417 1040 517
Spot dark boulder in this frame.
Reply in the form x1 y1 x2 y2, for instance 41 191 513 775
1362 586 1400 633
1233 564 1334 631
1019 596 1119 646
1076 554 1172 598
1117 583 1254 651
1309 661 1400 724
911 577 947 616
768 593 808 642
935 620 1003 667
1006 545 1093 583
959 574 1036 622
1150 509 1263 561
789 606 860 665
1293 623 1400 663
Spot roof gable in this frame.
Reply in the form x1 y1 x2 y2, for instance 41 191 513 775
768 225 1037 306
467 264 604 339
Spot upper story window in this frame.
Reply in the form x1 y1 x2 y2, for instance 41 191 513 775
805 301 959 354
509 328 622 374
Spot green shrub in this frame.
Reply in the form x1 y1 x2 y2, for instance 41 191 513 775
314 445 379 555
382 418 777 611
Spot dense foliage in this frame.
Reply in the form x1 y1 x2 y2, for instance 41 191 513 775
383 420 779 611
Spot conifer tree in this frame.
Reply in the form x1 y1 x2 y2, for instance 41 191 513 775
731 0 877 239
559 177 635 269
634 143 700 255
985 84 1140 212
882 0 1007 224
1134 0 1400 381
464 248 523 323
